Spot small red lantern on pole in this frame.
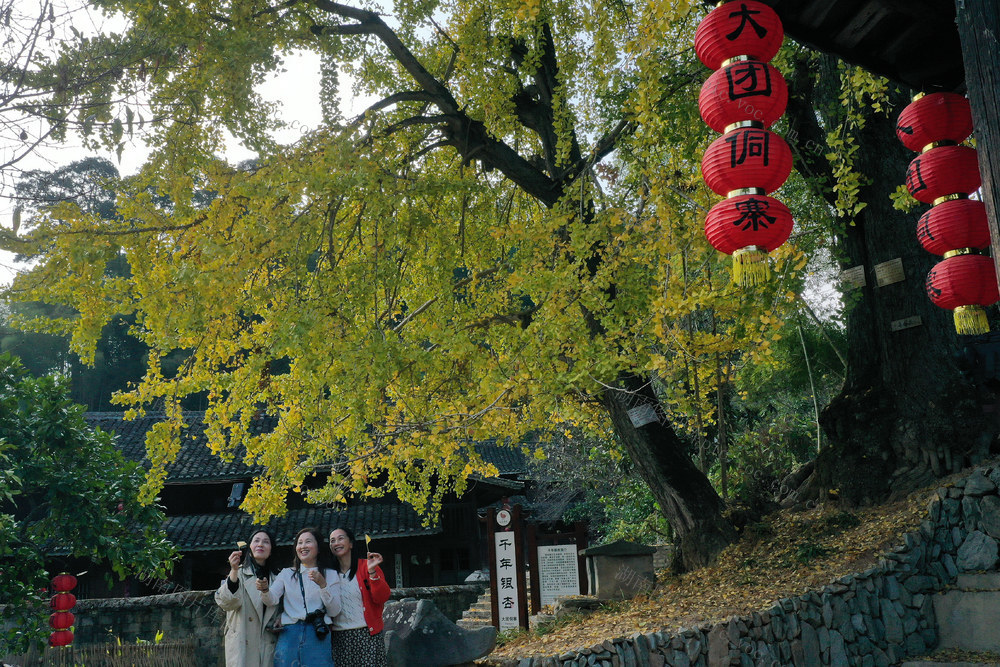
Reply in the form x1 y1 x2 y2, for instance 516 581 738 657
49 611 75 630
51 574 77 592
49 630 74 648
49 573 77 648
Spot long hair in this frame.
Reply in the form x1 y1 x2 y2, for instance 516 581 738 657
331 526 366 581
291 526 335 578
242 527 281 577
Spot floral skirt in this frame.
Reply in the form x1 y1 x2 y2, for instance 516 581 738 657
330 627 388 667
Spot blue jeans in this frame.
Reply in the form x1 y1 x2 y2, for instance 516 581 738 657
274 621 335 667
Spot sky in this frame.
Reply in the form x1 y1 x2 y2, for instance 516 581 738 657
0 1 373 283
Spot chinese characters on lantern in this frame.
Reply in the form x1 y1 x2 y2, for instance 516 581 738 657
895 92 998 334
695 0 794 286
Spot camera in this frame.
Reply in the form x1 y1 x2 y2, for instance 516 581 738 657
304 610 329 639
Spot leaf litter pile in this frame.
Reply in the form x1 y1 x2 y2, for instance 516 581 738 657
483 490 930 662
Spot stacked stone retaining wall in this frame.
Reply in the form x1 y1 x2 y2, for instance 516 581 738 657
3 583 485 667
502 465 1000 667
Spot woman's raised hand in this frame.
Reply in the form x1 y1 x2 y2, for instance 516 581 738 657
367 552 383 574
228 551 242 581
308 568 328 589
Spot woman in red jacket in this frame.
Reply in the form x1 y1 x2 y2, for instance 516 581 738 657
328 526 391 666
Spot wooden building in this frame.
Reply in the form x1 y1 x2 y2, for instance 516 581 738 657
59 412 526 598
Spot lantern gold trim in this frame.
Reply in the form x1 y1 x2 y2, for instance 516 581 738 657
724 120 764 133
932 193 969 206
726 187 766 198
720 55 753 67
943 248 977 259
954 304 990 336
912 92 927 103
921 140 958 154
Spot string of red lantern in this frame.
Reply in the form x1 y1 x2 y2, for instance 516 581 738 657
49 574 77 648
695 0 793 286
896 92 997 335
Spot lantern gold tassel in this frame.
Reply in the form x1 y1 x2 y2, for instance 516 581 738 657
953 304 990 335
732 246 770 286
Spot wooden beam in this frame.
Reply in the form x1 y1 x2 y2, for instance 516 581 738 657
955 1 1000 297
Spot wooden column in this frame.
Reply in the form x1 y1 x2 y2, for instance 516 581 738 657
955 1 1000 294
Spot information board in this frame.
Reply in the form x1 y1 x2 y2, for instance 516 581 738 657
537 544 580 607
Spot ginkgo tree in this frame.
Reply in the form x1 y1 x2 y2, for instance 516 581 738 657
2 0 905 572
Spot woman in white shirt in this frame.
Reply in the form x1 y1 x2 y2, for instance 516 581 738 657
260 527 341 667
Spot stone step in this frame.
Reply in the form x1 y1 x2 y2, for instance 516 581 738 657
933 588 1000 652
955 572 1000 591
455 618 495 631
461 609 493 622
901 662 1000 667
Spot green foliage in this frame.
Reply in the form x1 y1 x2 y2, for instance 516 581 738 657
0 355 174 654
793 542 834 564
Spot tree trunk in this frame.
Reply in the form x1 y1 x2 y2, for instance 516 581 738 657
601 371 735 571
799 63 997 504
955 1 1000 295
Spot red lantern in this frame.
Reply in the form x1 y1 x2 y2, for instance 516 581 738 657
896 92 973 153
926 253 999 335
694 0 784 70
699 59 788 132
51 573 77 592
705 192 793 285
701 124 792 195
50 611 75 630
50 593 76 611
917 198 990 256
49 630 74 648
905 145 981 204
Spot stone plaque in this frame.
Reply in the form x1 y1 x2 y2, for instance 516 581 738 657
537 544 580 607
890 315 923 332
840 265 866 288
874 258 905 287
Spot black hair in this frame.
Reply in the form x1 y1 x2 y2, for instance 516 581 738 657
242 527 281 577
291 526 335 578
329 526 365 581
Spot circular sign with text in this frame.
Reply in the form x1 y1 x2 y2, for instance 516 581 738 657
496 509 511 527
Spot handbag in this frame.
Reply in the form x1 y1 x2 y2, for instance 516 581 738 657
264 592 285 634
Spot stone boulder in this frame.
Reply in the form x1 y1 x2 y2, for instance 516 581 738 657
383 598 496 667
956 530 999 572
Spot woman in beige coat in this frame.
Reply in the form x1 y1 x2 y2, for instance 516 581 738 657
214 527 280 667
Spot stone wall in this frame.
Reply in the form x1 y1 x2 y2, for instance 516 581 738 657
4 583 485 667
390 583 487 622
501 465 1000 667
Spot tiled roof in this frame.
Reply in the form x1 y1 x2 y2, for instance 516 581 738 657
85 411 268 482
166 503 441 551
85 412 528 483
471 439 528 476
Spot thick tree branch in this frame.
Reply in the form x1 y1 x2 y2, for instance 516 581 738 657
309 0 563 206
